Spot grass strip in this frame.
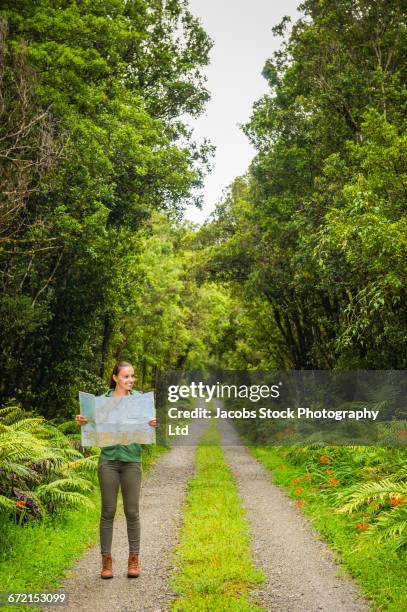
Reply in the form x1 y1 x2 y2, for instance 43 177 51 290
0 444 166 612
251 446 407 612
171 421 264 611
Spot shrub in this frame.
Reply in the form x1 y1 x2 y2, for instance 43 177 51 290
0 405 98 521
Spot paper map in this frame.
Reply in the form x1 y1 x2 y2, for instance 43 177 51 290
79 391 155 447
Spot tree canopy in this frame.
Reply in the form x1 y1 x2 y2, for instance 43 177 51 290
0 0 213 415
199 0 407 370
0 0 406 419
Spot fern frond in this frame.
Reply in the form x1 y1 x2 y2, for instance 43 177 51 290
54 446 83 460
0 405 30 425
9 417 47 433
335 479 407 514
0 460 40 482
393 465 407 482
0 494 17 513
37 424 74 446
364 505 407 548
1 433 57 454
36 478 94 508
0 432 51 462
42 489 94 509
62 456 99 477
37 477 93 495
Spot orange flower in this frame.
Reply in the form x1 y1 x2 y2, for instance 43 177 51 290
293 478 301 484
389 496 404 507
327 477 340 487
319 456 331 464
15 500 26 507
326 469 334 474
355 523 369 530
294 487 303 494
295 499 304 508
399 430 407 436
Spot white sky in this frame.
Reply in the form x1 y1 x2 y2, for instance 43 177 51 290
184 0 300 224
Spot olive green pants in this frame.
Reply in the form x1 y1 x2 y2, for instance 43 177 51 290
97 459 142 554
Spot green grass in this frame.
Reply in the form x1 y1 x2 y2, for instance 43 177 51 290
251 446 407 612
0 489 101 612
0 496 100 586
0 444 166 612
171 421 265 611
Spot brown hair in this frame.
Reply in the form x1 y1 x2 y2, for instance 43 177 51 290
109 361 133 389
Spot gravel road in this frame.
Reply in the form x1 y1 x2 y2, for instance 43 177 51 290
217 414 372 612
47 420 206 612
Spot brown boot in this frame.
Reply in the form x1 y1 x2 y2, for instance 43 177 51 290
127 553 140 578
101 553 113 579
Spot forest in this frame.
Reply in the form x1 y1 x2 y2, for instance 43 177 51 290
0 0 406 607
0 0 405 415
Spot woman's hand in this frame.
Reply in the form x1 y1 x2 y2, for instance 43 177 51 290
75 414 88 426
148 418 159 428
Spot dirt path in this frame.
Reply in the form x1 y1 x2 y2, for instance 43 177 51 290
217 414 372 612
49 420 206 612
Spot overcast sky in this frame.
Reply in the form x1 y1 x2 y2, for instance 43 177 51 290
184 0 301 224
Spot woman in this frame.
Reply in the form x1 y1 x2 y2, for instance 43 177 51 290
76 361 158 579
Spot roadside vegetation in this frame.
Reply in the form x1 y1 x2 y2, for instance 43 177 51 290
0 405 98 518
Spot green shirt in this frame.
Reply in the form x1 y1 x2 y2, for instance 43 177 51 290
99 389 142 463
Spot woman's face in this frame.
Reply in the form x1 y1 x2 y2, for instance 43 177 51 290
113 366 135 394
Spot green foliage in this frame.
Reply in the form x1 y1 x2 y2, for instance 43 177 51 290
334 477 407 548
200 0 407 369
256 442 407 551
0 1 212 416
0 405 98 519
102 214 240 386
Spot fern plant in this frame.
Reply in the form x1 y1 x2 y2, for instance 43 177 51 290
335 479 407 513
282 440 407 549
333 476 407 548
0 404 98 520
368 505 407 549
